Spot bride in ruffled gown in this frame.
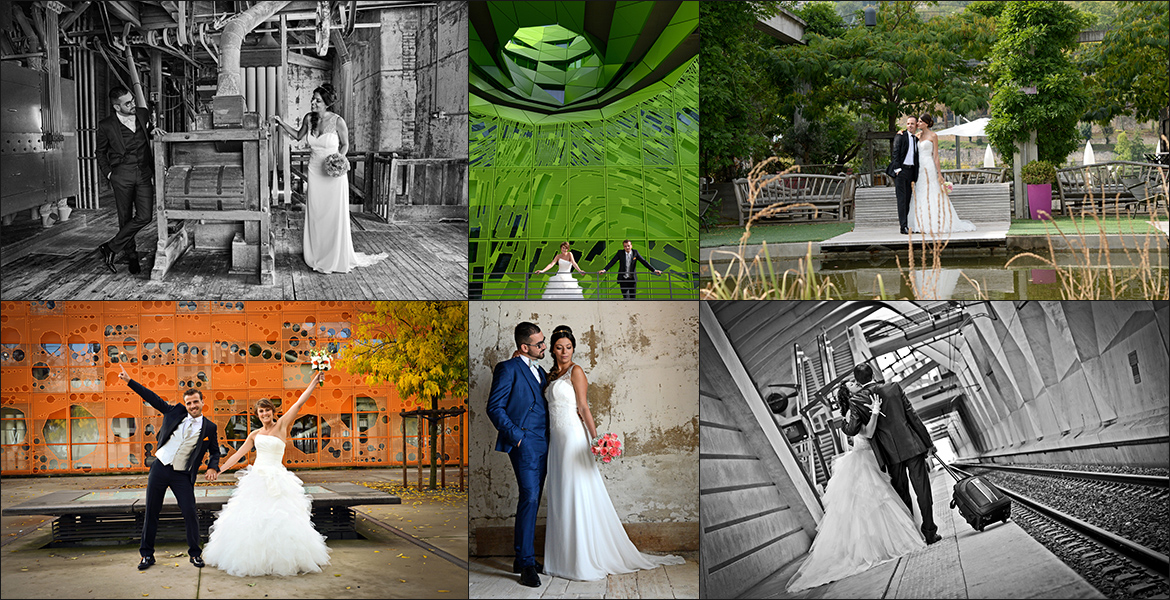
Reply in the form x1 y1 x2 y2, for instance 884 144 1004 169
543 326 685 581
203 372 332 577
786 382 925 593
273 84 387 274
537 242 586 300
908 114 976 236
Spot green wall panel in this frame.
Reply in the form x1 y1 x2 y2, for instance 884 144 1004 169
470 59 699 299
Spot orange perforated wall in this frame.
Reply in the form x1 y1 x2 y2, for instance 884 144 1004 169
0 301 468 475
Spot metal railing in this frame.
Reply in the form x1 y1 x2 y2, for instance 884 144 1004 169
288 150 398 222
470 271 700 300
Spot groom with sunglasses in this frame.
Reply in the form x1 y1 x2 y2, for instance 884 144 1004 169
486 322 549 587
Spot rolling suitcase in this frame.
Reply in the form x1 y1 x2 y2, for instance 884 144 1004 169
935 457 1011 532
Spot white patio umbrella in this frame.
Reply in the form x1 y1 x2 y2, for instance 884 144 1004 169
983 144 996 167
1083 140 1096 165
935 117 990 137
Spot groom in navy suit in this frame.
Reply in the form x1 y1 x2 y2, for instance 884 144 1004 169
119 364 221 570
486 322 549 587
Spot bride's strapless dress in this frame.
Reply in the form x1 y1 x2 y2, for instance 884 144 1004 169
544 368 685 581
786 435 925 592
304 130 387 273
908 139 976 235
202 435 332 577
542 259 585 300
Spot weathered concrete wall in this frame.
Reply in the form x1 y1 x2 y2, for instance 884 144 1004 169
413 1 468 159
468 302 699 553
284 63 330 145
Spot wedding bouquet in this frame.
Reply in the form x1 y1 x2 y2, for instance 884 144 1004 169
942 180 954 195
309 349 333 387
591 433 623 464
324 153 349 178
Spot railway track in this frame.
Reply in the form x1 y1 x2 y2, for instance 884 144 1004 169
949 463 1169 600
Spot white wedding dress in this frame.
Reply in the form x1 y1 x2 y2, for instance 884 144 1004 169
908 139 976 235
541 259 585 300
203 435 332 577
544 368 685 581
786 434 925 592
304 129 387 273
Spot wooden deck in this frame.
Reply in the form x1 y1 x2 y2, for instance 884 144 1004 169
0 204 467 300
821 184 1011 251
469 554 699 599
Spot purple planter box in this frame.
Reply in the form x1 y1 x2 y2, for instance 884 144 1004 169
1027 184 1053 220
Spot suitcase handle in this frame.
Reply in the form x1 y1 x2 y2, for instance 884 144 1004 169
933 454 964 482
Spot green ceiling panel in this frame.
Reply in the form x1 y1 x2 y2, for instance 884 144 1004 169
470 1 697 122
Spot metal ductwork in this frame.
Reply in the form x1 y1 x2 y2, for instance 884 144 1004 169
213 0 290 127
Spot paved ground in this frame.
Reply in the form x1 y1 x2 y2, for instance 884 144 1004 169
738 469 1104 599
1 468 468 599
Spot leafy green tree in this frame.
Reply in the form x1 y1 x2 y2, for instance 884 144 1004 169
1080 1 1169 125
340 301 468 489
771 1 995 136
985 1 1091 165
700 0 783 180
1078 122 1094 142
1114 131 1152 162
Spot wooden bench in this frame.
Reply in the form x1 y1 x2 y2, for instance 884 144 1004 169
852 183 1012 232
1056 161 1168 215
733 173 855 225
941 168 1008 185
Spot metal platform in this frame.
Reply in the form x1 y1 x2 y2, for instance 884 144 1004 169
3 483 399 546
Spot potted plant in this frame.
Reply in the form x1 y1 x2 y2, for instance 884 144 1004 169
1021 160 1056 220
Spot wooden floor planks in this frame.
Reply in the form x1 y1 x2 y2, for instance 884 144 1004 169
1 205 467 300
468 554 699 599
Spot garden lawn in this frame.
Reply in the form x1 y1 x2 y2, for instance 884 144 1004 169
1007 216 1162 236
701 222 854 247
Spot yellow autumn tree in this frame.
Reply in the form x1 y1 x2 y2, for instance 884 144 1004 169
339 301 468 488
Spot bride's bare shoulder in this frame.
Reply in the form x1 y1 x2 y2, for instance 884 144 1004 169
570 363 587 380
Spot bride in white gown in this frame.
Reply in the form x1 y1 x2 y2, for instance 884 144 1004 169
537 242 586 300
273 84 387 274
787 382 925 593
203 372 332 577
908 114 976 236
543 326 685 581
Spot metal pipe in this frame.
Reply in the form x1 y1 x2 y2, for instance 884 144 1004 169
245 66 257 112
265 66 277 118
255 66 266 117
216 1 291 98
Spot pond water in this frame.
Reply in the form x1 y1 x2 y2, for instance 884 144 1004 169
702 250 1169 299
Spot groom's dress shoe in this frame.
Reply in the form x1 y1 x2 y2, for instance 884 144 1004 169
138 556 155 570
98 243 117 273
900 227 909 235
513 559 543 574
190 555 205 568
518 565 541 588
925 532 942 545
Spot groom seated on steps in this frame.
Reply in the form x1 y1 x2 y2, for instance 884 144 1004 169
118 364 221 570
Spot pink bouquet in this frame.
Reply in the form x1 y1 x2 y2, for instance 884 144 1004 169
591 433 623 464
324 153 349 178
942 180 954 195
309 349 333 387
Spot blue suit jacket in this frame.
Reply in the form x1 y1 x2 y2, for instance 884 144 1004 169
486 357 547 453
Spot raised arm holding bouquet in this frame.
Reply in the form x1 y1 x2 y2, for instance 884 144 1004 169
201 370 331 577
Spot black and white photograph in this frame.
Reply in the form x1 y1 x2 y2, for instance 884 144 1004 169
1 1 468 300
699 300 1168 599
